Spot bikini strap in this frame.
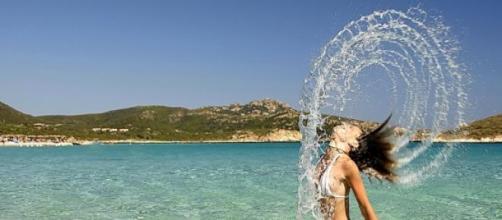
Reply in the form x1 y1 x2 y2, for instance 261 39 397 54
325 153 349 199
331 153 343 165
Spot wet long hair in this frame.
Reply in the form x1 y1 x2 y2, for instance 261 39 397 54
349 114 398 182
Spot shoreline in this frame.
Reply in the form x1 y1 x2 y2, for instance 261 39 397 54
100 139 301 145
0 139 301 147
411 139 502 144
0 138 501 147
0 142 75 147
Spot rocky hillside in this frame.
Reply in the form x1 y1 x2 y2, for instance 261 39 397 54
0 102 34 124
0 99 365 141
2 99 499 142
438 114 502 141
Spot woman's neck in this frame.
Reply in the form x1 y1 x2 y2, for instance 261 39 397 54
330 142 350 155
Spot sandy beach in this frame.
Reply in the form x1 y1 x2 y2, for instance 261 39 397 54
1 137 501 147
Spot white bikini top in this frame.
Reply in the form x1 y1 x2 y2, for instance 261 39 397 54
318 153 349 199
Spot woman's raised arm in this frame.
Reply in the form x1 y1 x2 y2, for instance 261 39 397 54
344 158 378 220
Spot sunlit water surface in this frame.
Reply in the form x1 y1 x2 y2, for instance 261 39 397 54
0 143 500 219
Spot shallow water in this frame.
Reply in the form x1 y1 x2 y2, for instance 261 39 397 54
0 143 500 219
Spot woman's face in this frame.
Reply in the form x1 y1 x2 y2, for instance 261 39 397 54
330 123 363 150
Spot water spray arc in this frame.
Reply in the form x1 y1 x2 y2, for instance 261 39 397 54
297 8 468 219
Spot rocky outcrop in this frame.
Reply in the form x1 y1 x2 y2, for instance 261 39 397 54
0 99 500 144
231 129 301 142
0 135 76 147
434 135 502 143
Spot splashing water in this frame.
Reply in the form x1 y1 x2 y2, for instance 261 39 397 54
297 8 468 219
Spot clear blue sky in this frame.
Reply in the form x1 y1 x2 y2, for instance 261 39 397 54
1 0 500 122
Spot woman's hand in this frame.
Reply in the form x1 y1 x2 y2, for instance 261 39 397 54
343 158 378 220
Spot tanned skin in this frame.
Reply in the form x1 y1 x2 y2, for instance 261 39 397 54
315 124 378 220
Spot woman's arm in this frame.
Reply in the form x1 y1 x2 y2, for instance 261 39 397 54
344 159 378 220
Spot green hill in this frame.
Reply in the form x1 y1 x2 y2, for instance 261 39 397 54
0 102 41 134
447 114 502 139
0 102 34 124
3 99 498 142
0 99 317 141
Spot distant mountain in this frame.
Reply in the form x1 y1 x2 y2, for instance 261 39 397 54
0 101 34 124
0 99 368 141
1 99 499 142
440 114 502 140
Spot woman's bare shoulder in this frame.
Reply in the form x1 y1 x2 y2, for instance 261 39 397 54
339 155 359 175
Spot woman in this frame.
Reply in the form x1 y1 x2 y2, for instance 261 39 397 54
315 115 397 220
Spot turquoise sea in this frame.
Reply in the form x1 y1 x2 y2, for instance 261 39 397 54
0 143 500 219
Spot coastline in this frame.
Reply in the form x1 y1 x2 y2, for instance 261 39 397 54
411 139 502 144
0 141 75 147
0 139 301 147
100 139 301 145
103 138 502 144
428 138 502 144
1 138 501 147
